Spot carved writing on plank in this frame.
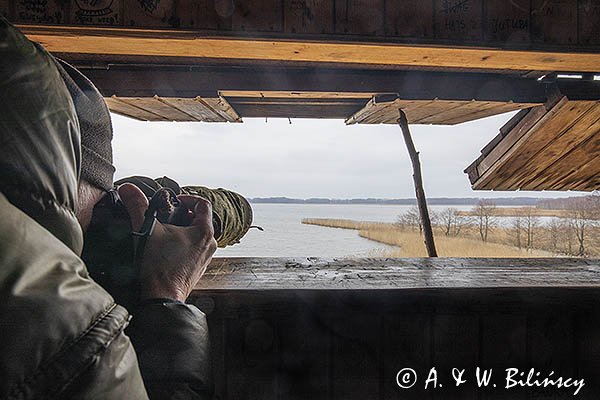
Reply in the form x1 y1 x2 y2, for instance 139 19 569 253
72 0 122 26
15 0 67 24
435 0 482 41
485 0 530 43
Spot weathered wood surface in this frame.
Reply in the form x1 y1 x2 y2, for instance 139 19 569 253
189 288 600 399
105 95 241 122
345 95 534 125
195 257 600 291
20 24 600 73
465 96 600 191
8 0 600 55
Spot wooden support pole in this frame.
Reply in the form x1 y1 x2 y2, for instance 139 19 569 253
397 110 438 257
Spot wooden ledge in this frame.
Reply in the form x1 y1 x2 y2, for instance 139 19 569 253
195 257 600 291
21 25 600 73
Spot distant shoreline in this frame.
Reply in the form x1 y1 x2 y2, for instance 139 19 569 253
250 197 542 206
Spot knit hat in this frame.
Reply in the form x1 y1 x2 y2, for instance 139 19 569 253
55 58 115 190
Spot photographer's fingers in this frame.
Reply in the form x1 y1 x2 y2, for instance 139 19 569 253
178 195 214 231
118 183 150 232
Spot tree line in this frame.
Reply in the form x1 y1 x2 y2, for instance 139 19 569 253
395 194 600 257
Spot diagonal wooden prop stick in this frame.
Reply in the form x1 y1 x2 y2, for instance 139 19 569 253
397 110 438 257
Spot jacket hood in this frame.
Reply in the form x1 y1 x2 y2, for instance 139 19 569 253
0 19 83 253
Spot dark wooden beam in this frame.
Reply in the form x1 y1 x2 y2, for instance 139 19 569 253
77 65 551 104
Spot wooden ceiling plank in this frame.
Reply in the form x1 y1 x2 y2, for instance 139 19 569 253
344 97 377 125
117 97 193 121
442 102 530 125
197 97 242 123
411 101 468 124
154 97 205 121
105 96 169 121
362 99 404 124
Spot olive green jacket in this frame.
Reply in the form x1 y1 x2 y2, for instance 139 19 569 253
0 18 210 399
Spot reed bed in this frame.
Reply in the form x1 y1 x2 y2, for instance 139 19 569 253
302 218 551 258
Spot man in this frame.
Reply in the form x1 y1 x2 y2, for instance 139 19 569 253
0 17 216 399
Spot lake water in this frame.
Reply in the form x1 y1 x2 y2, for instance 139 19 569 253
215 203 470 257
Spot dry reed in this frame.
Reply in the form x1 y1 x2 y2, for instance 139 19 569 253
302 218 551 258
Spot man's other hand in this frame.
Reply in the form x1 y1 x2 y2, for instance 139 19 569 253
118 183 217 303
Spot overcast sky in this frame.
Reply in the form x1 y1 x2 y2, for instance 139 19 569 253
111 112 583 199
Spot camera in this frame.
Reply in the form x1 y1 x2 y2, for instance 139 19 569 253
82 175 254 308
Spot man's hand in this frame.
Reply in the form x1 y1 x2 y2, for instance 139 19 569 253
118 183 217 303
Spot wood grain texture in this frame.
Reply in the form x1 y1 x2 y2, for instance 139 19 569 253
469 98 600 192
345 97 532 125
490 101 598 190
284 0 334 35
195 257 600 291
20 25 600 72
106 95 241 122
579 0 600 45
191 289 600 399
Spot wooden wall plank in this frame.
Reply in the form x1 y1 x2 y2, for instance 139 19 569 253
480 314 528 400
70 0 122 26
199 0 233 30
485 0 531 43
435 0 483 41
576 312 600 397
14 0 68 24
330 314 380 398
226 317 279 399
433 315 479 399
334 0 385 36
277 310 330 400
531 0 578 45
122 0 204 29
0 0 9 18
382 314 431 400
578 0 600 45
284 0 334 34
529 311 575 399
385 0 434 38
232 0 283 32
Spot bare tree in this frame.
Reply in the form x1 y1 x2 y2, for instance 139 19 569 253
474 200 497 242
439 207 464 237
567 197 597 257
511 214 523 249
396 206 422 234
547 218 565 254
523 207 540 251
